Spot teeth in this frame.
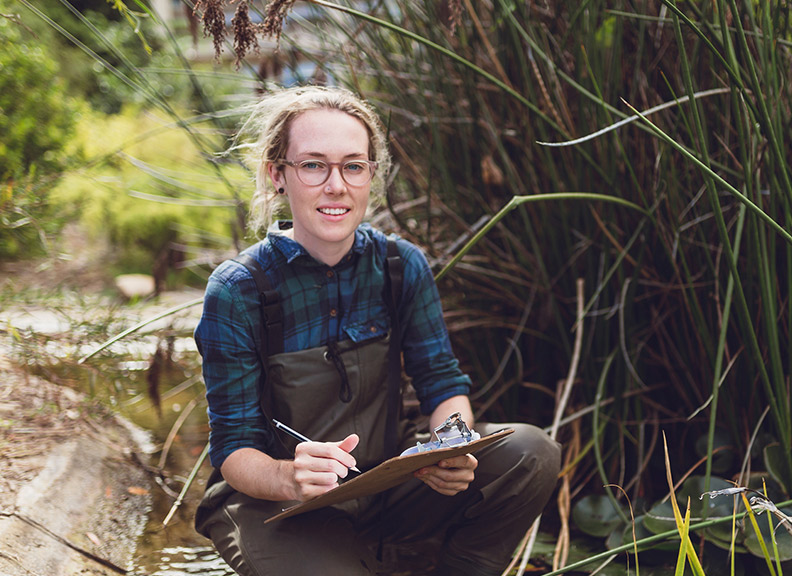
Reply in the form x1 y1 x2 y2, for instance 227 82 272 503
319 208 349 215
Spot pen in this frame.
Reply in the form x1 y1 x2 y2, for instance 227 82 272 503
272 419 361 473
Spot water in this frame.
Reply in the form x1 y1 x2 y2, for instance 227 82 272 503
133 546 233 576
52 333 233 576
108 344 235 576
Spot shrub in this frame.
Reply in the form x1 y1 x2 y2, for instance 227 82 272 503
0 8 79 258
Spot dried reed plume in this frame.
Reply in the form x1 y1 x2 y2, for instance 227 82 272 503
194 0 296 62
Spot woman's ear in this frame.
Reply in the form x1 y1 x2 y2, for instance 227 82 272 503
266 162 284 192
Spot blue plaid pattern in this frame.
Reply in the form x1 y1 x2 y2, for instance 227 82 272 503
195 223 472 468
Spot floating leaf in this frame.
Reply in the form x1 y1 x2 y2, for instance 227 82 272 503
643 499 678 535
764 443 792 495
744 514 792 561
571 494 625 538
695 429 735 474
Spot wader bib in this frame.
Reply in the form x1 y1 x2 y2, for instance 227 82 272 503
265 334 414 516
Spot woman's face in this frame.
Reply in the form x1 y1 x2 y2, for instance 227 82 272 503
268 108 372 266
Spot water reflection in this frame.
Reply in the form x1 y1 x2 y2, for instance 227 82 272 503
131 546 234 576
82 338 229 575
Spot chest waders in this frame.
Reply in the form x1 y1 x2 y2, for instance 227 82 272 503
196 240 408 526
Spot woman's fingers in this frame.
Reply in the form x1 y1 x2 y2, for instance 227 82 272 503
414 454 477 496
290 435 360 500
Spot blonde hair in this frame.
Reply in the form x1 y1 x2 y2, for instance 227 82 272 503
238 85 392 236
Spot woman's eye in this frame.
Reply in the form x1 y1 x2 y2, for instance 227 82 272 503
345 162 366 173
301 161 325 171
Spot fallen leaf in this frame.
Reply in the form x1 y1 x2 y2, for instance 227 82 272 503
127 486 149 496
86 532 103 547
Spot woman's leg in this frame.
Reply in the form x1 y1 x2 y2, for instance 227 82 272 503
370 423 561 575
203 492 377 576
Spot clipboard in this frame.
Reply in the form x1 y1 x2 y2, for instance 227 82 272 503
265 427 513 523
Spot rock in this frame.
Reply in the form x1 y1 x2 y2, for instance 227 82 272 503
114 274 156 300
0 370 152 576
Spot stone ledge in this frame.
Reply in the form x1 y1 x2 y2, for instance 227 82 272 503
0 370 151 576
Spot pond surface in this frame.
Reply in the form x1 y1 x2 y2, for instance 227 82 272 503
103 338 235 576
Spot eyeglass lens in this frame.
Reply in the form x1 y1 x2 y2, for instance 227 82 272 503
296 160 374 186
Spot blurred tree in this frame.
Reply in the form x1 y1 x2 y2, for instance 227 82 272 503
0 12 77 181
0 7 78 258
19 0 164 113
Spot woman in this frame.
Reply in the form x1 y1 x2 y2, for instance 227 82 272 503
194 85 561 576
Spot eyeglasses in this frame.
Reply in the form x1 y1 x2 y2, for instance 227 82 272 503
276 158 378 187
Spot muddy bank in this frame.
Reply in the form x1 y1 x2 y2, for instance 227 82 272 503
0 364 152 576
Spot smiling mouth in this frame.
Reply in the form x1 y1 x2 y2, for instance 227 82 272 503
318 208 350 216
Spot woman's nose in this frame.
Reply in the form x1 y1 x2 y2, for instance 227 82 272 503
324 165 347 193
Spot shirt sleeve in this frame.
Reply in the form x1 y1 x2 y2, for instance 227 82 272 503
396 240 472 414
194 264 273 468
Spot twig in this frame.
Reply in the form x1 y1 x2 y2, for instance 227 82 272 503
550 278 585 439
163 441 210 527
12 512 126 574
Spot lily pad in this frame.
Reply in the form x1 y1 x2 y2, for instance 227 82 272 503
744 514 792 561
642 499 678 535
695 429 735 474
745 471 788 502
764 443 792 495
572 494 626 538
705 513 747 546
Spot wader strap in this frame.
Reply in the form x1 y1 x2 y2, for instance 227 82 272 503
384 239 403 458
232 252 289 459
233 253 284 358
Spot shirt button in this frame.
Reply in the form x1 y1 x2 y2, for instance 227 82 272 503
370 325 377 333
326 270 334 278
330 308 338 317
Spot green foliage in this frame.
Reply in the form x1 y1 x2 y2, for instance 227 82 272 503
18 0 164 113
0 13 77 180
8 0 257 275
0 9 79 259
49 105 247 283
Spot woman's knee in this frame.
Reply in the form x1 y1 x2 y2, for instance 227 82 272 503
478 422 561 492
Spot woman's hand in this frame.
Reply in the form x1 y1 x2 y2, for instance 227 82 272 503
287 433 359 501
414 453 477 496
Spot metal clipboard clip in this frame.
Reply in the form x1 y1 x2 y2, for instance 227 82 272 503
399 412 481 456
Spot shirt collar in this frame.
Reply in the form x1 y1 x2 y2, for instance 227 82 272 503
268 221 372 265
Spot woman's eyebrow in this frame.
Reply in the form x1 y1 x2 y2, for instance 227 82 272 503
297 151 369 159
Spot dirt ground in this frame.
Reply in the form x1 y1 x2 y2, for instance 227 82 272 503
0 226 156 575
0 360 153 576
